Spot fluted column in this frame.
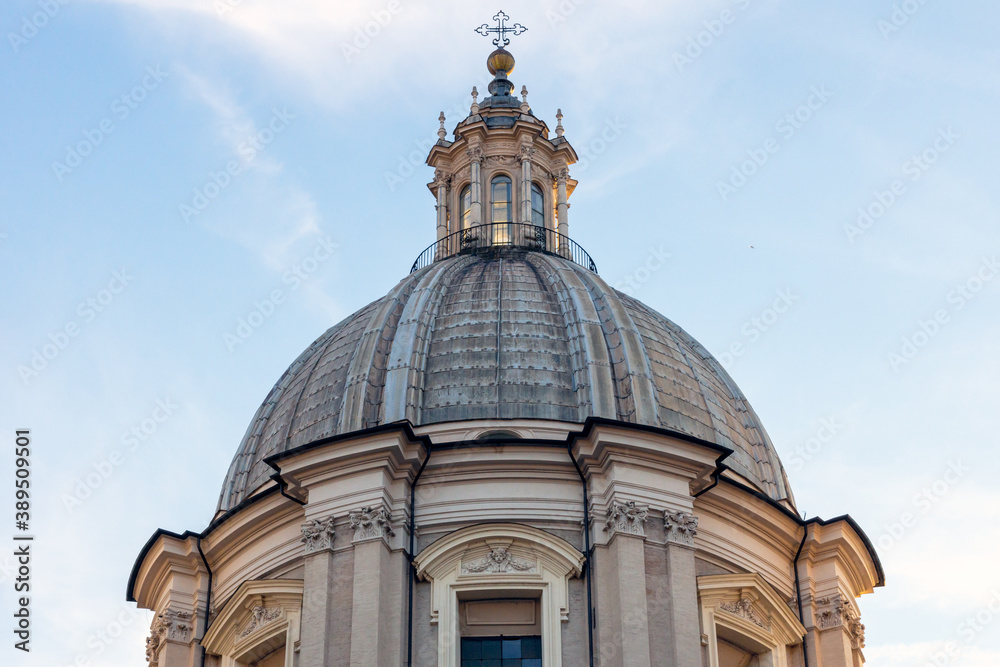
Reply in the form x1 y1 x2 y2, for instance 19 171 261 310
468 145 484 226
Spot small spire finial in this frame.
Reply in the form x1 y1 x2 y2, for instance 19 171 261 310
474 10 527 48
471 87 480 115
555 109 564 137
520 85 529 113
437 112 446 140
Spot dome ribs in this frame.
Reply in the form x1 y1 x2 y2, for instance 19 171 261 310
219 254 795 510
339 272 423 433
495 259 577 420
383 257 474 425
570 268 660 426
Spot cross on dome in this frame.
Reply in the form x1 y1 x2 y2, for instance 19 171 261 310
474 10 527 48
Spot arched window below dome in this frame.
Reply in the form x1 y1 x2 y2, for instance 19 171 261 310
491 175 513 245
531 182 545 227
491 175 512 223
459 184 472 230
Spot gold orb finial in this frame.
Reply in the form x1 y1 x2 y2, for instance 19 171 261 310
487 47 515 75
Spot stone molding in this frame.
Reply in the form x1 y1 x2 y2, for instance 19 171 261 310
200 579 304 666
664 510 698 547
604 500 648 537
697 573 807 662
413 524 584 667
348 505 396 543
461 547 537 575
301 516 336 554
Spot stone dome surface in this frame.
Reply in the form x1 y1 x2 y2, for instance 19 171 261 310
218 251 793 511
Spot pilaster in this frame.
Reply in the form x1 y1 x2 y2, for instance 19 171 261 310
595 500 652 667
299 517 348 667
660 510 702 667
349 504 404 666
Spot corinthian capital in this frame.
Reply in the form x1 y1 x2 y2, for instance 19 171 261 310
349 505 396 543
301 516 336 554
466 145 484 162
664 510 698 547
604 500 648 537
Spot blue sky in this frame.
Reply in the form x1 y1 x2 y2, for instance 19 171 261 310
2 0 998 665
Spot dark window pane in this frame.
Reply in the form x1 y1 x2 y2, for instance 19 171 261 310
483 661 502 667
502 661 521 667
462 638 482 659
523 660 542 667
522 636 542 658
482 639 502 659
462 661 480 667
502 639 521 658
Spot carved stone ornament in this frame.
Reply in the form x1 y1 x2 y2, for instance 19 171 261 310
461 547 537 574
849 617 866 650
518 145 536 162
301 516 336 554
466 145 484 161
161 609 193 642
433 168 450 189
816 594 852 630
719 598 771 631
604 500 648 537
556 167 569 183
146 609 193 664
664 510 698 546
349 505 396 542
146 632 161 665
485 155 518 167
239 606 283 638
816 593 863 649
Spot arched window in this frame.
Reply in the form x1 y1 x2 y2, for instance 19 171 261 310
459 184 472 230
491 175 512 224
531 183 545 227
491 175 513 244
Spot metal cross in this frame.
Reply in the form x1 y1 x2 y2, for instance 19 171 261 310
475 10 527 48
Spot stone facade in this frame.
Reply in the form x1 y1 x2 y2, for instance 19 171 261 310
130 420 881 667
128 34 882 667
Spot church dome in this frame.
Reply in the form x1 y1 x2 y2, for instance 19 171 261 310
219 249 794 511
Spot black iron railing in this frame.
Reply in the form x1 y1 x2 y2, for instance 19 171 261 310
410 222 598 273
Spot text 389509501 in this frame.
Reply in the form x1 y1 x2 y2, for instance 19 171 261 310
14 429 32 652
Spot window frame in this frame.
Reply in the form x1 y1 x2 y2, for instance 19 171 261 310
530 182 545 228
